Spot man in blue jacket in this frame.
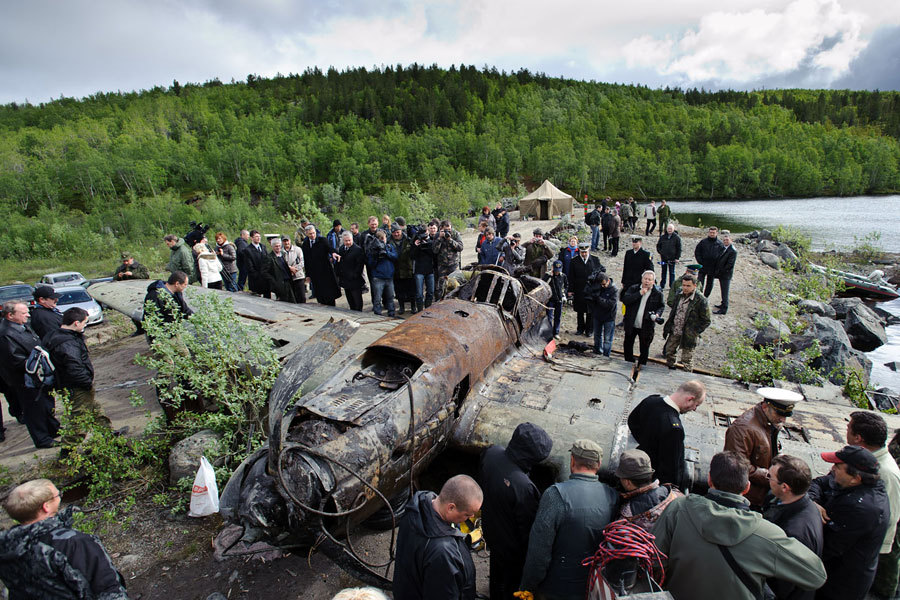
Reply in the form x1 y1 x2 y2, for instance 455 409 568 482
367 229 398 317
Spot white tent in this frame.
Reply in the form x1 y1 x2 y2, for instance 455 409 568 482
519 180 574 219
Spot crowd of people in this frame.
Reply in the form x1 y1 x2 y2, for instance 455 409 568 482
393 382 900 600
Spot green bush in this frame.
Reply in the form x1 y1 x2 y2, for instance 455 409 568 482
771 225 811 257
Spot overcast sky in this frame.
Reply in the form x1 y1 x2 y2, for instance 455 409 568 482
2 0 898 105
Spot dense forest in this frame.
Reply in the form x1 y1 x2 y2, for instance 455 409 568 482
1 64 899 261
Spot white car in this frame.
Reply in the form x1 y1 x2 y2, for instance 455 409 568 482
55 286 104 325
39 271 88 289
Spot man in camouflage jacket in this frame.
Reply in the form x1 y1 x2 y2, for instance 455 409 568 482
434 220 464 300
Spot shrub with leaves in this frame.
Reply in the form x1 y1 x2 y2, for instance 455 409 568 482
135 292 279 483
771 225 811 257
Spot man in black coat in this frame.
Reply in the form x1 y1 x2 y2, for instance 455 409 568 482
763 455 824 600
694 226 724 290
0 301 59 447
655 224 682 289
710 230 737 314
480 423 552 600
568 243 603 336
335 232 366 311
143 272 193 325
262 239 296 303
585 272 618 357
808 445 890 600
621 236 654 295
43 307 113 444
627 380 706 489
234 229 250 291
300 225 341 306
30 286 63 339
394 475 483 600
600 207 614 252
585 206 602 251
244 230 271 298
621 271 664 370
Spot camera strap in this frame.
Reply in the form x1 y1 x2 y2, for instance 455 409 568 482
717 544 762 600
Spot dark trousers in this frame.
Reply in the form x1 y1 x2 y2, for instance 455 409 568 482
237 268 248 291
291 279 307 303
609 237 619 256
548 299 563 335
344 286 364 311
660 261 677 288
489 552 526 600
697 267 710 290
623 326 655 365
645 218 656 235
602 231 610 251
715 277 732 311
497 222 509 239
22 386 59 447
576 309 592 335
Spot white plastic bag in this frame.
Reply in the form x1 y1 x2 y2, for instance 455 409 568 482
188 456 220 517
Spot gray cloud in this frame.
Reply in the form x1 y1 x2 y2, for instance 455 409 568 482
832 25 900 90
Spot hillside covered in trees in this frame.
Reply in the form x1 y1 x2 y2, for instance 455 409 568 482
1 64 898 261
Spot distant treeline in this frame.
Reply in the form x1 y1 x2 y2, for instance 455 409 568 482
1 64 898 260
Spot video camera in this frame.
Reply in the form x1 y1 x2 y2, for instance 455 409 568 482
184 221 211 247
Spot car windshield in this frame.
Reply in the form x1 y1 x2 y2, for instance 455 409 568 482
0 286 32 301
52 274 83 284
57 290 92 304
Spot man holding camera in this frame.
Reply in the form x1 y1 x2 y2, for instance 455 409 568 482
434 220 463 301
523 229 554 279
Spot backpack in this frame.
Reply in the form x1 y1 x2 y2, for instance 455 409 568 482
24 345 55 389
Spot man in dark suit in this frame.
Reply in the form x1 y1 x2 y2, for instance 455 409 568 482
244 230 270 298
621 236 654 296
335 231 367 311
567 243 603 336
711 230 737 315
29 286 63 339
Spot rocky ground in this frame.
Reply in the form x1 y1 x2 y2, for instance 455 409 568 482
1 213 897 600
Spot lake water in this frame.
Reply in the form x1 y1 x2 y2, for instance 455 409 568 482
667 195 900 252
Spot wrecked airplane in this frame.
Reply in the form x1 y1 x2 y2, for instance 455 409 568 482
89 267 900 584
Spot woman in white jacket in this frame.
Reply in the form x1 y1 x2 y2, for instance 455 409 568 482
196 244 223 289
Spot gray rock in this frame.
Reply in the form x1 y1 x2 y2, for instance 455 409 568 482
786 333 817 353
753 316 791 347
797 299 836 319
829 297 863 320
844 303 888 351
872 305 900 326
758 229 773 241
870 388 899 412
782 359 825 386
771 243 801 269
169 429 224 484
759 252 782 269
756 240 778 254
886 361 900 372
807 315 871 385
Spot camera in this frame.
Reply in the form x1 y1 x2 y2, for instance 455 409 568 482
184 221 211 247
654 314 665 325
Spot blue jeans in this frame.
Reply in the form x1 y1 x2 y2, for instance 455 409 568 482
414 273 434 308
372 278 396 316
590 225 600 251
660 261 676 288
593 317 615 356
548 300 563 335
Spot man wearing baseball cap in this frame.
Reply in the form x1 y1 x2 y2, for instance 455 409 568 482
808 445 890 600
724 387 803 509
519 439 618 600
30 286 62 340
615 449 683 531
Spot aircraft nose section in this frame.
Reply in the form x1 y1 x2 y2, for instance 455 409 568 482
277 446 336 520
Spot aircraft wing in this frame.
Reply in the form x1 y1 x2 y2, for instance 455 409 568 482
451 344 899 488
88 281 399 361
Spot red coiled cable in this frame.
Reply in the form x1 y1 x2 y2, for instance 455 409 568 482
583 518 668 593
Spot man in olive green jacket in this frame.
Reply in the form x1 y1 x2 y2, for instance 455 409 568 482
663 273 711 371
653 451 826 600
164 235 196 283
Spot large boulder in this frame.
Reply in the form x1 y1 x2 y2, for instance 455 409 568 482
844 303 888 352
797 299 836 319
169 429 224 485
872 305 900 326
753 315 791 348
756 240 778 254
771 243 800 269
808 315 872 385
757 229 773 241
759 252 782 270
829 297 863 320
